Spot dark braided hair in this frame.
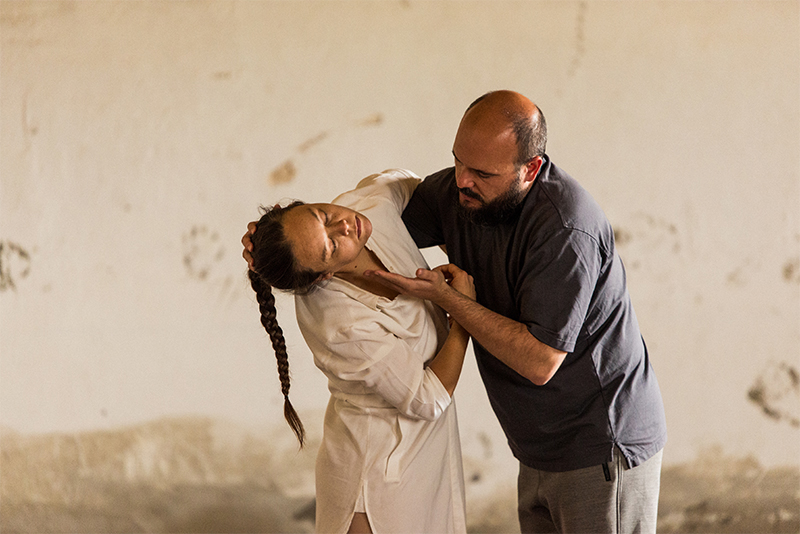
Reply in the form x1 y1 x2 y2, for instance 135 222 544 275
247 201 325 448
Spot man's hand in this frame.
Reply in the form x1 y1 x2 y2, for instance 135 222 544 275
435 264 476 301
241 221 257 270
369 261 566 385
364 263 475 304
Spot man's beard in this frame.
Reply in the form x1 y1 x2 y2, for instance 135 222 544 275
456 178 526 226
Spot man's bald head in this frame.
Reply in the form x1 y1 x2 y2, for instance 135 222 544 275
463 90 547 167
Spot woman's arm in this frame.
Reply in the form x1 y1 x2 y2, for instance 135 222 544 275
426 322 470 397
423 264 475 396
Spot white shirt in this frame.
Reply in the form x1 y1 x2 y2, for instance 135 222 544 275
295 170 467 534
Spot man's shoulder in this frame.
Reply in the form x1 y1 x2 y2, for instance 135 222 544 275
529 160 613 253
417 167 455 192
536 163 607 225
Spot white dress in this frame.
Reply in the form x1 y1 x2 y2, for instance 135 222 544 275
295 169 467 534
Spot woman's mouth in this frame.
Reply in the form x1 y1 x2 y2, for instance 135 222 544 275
356 216 361 238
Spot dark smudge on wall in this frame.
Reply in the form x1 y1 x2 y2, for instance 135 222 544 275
270 160 297 186
356 113 383 127
297 132 329 153
567 1 587 78
748 361 800 428
783 257 800 284
266 113 383 186
0 240 31 292
182 226 224 281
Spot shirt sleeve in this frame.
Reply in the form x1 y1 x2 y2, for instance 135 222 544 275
401 169 449 248
352 168 421 213
296 294 452 422
517 229 603 353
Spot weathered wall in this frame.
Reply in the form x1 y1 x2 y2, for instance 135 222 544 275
1 1 798 532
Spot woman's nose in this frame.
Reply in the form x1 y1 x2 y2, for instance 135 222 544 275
335 218 350 235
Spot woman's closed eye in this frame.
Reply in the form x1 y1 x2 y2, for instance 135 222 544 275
322 211 338 253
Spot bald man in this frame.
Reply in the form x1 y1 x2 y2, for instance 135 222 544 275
365 91 667 533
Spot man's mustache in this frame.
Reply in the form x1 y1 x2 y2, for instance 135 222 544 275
459 187 482 201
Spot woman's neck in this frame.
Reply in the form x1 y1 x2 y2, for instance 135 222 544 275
335 248 399 300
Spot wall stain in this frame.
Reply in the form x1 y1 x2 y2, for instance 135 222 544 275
725 259 755 287
269 159 296 186
268 113 383 186
782 257 800 284
211 71 232 80
0 1 75 28
612 213 681 261
182 226 224 281
567 1 587 78
0 417 318 533
748 361 800 428
0 241 32 292
357 113 383 127
477 431 492 460
1 420 797 534
297 131 329 153
613 227 632 247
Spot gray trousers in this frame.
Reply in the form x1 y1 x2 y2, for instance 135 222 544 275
517 447 663 534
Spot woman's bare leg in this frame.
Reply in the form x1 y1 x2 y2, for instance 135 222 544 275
347 512 372 534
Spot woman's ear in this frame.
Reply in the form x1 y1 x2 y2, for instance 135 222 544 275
315 272 334 283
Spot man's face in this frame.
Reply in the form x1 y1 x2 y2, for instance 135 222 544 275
452 120 528 225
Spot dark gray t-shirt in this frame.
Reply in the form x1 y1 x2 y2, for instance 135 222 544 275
402 158 667 471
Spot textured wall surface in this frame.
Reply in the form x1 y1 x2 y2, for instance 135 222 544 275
1 1 798 532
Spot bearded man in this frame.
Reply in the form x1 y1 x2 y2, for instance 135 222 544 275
367 90 667 534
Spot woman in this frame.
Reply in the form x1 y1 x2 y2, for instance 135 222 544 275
244 169 474 534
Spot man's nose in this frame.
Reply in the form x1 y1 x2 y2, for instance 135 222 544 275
455 168 474 189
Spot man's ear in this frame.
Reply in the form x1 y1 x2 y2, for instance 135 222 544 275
522 156 544 185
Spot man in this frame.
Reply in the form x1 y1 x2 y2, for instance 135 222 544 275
363 91 666 534
244 90 666 533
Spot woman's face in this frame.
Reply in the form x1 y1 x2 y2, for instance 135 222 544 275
282 203 373 277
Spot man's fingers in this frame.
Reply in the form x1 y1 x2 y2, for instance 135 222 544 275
365 270 412 292
432 263 464 277
414 268 439 281
242 221 257 251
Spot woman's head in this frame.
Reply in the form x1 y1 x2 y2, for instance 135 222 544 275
249 201 322 294
246 199 372 448
251 201 373 292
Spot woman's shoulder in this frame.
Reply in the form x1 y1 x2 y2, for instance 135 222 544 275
334 169 421 212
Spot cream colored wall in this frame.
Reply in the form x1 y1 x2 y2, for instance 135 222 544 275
2 0 798 482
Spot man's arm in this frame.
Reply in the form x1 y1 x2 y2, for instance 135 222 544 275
365 267 566 386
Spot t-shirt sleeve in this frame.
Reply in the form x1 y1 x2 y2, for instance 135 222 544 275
517 229 602 353
401 173 447 249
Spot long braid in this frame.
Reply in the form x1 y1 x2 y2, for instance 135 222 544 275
248 269 305 447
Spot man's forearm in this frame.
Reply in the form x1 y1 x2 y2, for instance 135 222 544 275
436 289 566 386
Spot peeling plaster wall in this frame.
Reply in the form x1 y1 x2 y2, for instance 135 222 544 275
1 1 798 532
